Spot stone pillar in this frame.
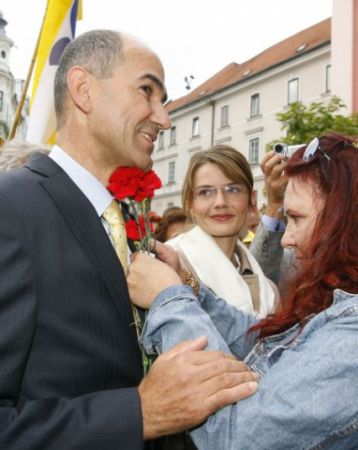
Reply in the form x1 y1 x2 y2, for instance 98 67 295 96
331 0 358 113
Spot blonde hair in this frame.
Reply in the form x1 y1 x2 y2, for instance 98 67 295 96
182 145 253 216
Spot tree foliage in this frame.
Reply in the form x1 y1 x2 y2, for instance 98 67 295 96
267 96 358 150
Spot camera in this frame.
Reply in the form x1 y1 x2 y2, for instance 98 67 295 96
273 143 303 158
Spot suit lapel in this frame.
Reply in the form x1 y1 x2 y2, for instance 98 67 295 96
26 153 135 327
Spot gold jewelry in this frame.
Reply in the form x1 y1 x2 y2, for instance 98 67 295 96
183 270 200 296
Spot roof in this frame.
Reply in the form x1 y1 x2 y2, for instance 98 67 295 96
166 18 331 113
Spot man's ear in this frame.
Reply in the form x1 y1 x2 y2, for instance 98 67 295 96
66 66 93 114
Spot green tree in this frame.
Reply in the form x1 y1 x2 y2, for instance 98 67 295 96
267 96 358 149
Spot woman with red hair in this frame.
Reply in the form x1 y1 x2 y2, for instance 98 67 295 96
128 133 358 449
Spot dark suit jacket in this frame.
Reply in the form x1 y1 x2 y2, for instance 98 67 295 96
0 153 147 449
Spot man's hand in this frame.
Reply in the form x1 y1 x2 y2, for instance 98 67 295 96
139 337 259 439
261 150 288 218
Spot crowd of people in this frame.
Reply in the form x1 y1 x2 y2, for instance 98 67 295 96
0 28 356 450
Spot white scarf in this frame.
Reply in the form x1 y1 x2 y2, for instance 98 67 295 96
167 225 275 317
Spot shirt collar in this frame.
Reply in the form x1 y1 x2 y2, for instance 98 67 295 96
49 145 113 217
233 244 253 275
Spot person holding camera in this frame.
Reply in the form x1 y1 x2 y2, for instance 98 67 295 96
250 148 296 286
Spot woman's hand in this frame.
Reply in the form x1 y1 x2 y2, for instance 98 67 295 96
127 252 182 309
151 240 187 282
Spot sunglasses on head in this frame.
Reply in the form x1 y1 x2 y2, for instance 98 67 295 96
303 137 358 161
303 137 331 162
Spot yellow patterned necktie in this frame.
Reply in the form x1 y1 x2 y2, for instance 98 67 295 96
103 200 128 272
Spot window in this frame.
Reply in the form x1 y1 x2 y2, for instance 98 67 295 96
168 161 176 184
1 50 6 59
288 78 299 104
220 105 229 128
250 94 260 117
158 131 164 150
0 90 3 111
248 138 260 165
325 64 331 93
192 117 200 137
170 126 176 145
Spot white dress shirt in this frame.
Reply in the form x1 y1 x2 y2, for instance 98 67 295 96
49 145 113 217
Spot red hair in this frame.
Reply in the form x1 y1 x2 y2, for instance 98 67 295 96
251 133 358 338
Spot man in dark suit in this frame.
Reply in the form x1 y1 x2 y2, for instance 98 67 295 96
0 30 257 449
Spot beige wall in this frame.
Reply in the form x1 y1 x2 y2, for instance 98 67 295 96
152 46 331 215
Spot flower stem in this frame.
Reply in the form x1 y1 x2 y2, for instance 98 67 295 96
131 305 152 375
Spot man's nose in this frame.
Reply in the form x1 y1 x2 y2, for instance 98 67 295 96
152 104 171 130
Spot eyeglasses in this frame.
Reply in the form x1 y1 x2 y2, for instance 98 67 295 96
193 184 248 199
303 137 331 161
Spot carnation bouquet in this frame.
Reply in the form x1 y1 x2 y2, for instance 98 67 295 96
108 167 161 252
107 166 162 374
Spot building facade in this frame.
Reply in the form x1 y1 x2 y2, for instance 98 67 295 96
0 11 27 143
152 19 332 214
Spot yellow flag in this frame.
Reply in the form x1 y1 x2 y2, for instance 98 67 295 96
27 0 82 145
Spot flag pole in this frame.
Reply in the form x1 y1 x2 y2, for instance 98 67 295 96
8 2 49 140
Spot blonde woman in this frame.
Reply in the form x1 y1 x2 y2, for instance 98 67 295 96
166 145 277 316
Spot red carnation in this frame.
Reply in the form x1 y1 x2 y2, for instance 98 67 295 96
125 216 154 241
125 219 142 241
108 167 162 202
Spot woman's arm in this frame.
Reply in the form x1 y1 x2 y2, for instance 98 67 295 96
140 283 358 449
138 284 260 450
197 285 258 360
128 251 259 359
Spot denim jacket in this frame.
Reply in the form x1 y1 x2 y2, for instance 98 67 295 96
141 285 358 450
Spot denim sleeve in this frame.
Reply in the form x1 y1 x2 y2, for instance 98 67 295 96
139 285 255 450
140 285 235 355
197 285 258 359
140 285 258 359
